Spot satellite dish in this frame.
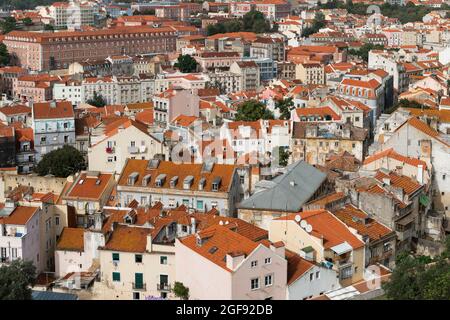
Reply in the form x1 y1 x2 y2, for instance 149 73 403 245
294 214 301 223
300 220 307 229
219 220 224 225
305 224 313 233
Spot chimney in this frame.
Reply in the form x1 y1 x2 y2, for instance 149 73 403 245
93 211 104 231
146 234 153 252
190 217 196 234
382 177 390 186
417 164 423 185
226 252 245 271
270 241 285 258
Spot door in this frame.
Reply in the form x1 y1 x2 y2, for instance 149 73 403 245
135 273 143 289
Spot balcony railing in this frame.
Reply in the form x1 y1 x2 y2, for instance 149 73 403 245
157 283 171 291
132 282 146 291
128 146 139 154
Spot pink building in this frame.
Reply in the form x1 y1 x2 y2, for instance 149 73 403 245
230 1 291 20
195 51 241 72
3 27 177 71
152 88 199 126
0 66 27 97
175 224 288 300
13 74 61 103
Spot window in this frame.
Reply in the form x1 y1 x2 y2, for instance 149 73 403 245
11 248 17 259
182 225 188 233
131 141 136 147
135 254 142 263
196 200 204 210
133 292 140 300
55 216 60 226
310 273 314 281
112 272 121 282
443 175 446 180
251 260 258 268
182 199 189 207
112 253 120 262
251 278 259 290
160 256 168 265
316 271 320 279
265 274 273 287
239 175 245 184
264 257 271 264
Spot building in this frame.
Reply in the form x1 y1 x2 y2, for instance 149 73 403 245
0 203 41 270
269 210 366 286
61 171 116 223
0 66 27 98
334 204 396 268
195 51 241 72
152 88 199 127
290 122 369 166
238 161 328 229
13 74 61 103
295 62 325 85
88 118 165 173
4 27 177 71
47 1 97 29
230 61 261 91
285 249 340 300
0 125 15 169
116 159 241 216
31 101 75 162
175 224 288 300
377 117 449 219
0 104 31 126
250 37 285 62
14 127 35 174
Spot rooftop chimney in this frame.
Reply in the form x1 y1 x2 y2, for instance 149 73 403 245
270 241 285 258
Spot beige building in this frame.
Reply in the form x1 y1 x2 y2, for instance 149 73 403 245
295 62 325 85
88 119 165 174
230 61 260 91
61 171 115 223
291 122 368 166
269 210 365 287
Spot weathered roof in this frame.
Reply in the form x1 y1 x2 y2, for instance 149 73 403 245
239 161 327 212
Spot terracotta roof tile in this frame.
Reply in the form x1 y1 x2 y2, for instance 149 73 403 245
56 227 84 251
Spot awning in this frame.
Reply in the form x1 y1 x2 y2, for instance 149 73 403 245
330 241 353 255
396 213 416 226
419 194 430 207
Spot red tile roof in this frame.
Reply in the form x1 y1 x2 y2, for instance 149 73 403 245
0 206 38 226
32 101 74 120
363 148 427 169
56 227 84 251
275 210 365 250
65 172 113 201
334 204 394 242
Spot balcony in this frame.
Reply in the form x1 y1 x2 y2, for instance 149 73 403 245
128 146 139 154
157 283 171 291
132 282 147 291
106 147 115 154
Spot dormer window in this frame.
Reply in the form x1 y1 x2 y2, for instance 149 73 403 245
183 176 194 189
155 174 166 187
212 177 222 192
142 174 151 186
127 172 139 186
170 176 178 188
198 177 206 191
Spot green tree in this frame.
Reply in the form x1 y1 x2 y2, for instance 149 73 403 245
22 17 33 26
0 17 18 34
43 24 54 31
174 54 198 73
173 281 189 300
277 146 290 167
348 43 384 62
302 12 325 37
235 100 274 121
0 43 10 66
396 99 428 110
35 145 86 178
275 97 294 120
383 236 450 300
87 91 107 108
0 259 36 300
